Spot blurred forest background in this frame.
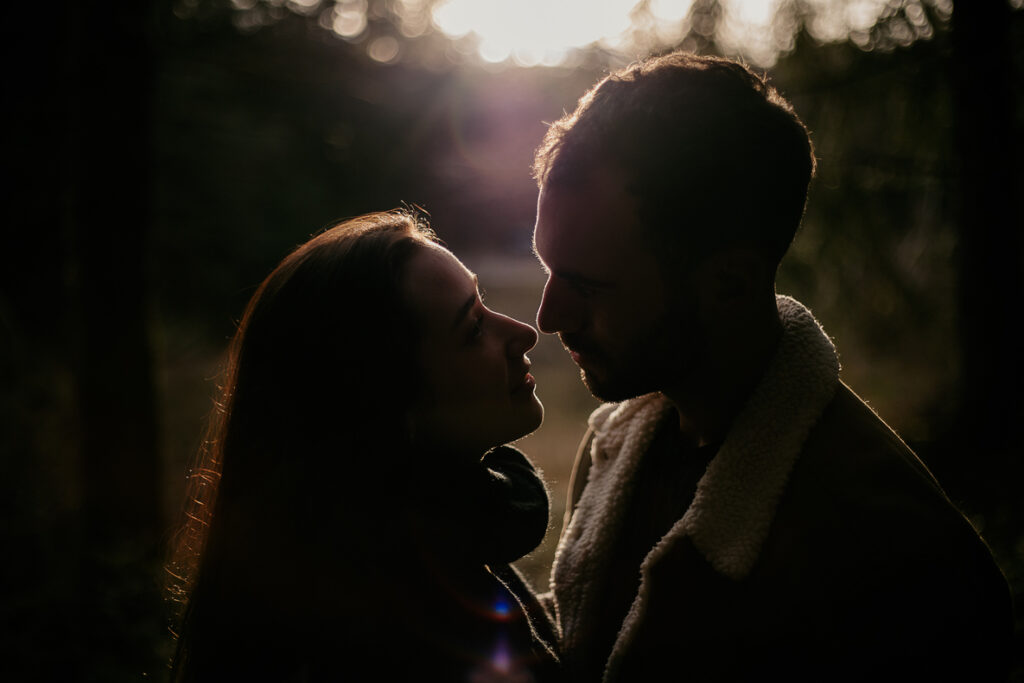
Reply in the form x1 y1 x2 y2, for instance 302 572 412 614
1 0 1021 680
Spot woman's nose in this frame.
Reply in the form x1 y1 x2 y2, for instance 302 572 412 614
505 315 539 356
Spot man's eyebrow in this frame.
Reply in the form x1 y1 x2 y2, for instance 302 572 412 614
555 269 612 289
532 242 612 288
451 273 480 330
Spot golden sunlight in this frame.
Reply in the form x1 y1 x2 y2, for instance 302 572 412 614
432 0 638 66
427 0 939 67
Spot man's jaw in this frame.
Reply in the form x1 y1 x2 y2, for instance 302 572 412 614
559 334 615 397
559 333 598 360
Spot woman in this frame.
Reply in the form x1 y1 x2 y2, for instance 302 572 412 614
165 210 559 682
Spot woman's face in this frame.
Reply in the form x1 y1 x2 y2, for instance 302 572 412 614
403 243 543 457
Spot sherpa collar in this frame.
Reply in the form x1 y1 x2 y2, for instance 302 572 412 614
551 296 840 681
551 295 840 681
583 294 840 580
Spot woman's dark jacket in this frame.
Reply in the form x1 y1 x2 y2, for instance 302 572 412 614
179 445 560 682
368 444 561 682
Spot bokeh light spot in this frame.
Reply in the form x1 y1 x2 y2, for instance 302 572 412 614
286 0 321 15
368 35 401 63
332 0 368 39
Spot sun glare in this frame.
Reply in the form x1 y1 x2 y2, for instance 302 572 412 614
234 0 952 68
432 0 638 65
426 0 928 67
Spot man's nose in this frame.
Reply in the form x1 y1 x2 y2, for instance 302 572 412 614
537 277 582 334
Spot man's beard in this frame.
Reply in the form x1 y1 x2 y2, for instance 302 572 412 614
578 354 669 403
562 311 699 403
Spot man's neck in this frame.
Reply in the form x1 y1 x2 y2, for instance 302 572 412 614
664 306 783 448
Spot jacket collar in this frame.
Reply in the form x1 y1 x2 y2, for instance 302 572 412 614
587 294 840 580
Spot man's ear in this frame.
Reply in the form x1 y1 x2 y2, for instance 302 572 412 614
701 247 767 305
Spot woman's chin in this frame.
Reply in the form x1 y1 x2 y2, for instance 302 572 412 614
529 398 544 431
512 399 545 442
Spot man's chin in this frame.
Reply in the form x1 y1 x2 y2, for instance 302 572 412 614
580 368 649 403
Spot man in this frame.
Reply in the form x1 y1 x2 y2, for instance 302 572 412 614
532 52 1012 682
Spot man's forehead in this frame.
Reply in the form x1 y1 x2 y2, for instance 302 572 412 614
535 169 643 258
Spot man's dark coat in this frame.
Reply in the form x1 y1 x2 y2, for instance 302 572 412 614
548 296 1013 682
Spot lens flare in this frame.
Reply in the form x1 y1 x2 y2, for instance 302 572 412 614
492 594 511 618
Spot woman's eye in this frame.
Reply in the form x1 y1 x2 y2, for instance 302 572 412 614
468 313 484 342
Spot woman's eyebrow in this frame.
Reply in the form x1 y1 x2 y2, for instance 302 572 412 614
450 273 480 330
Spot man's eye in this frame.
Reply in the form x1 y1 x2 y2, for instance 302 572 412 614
572 281 597 298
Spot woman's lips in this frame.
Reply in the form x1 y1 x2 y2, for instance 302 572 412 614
511 370 536 394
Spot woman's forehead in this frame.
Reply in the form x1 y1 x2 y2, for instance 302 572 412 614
403 244 477 327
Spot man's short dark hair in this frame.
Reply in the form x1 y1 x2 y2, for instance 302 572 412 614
533 52 816 267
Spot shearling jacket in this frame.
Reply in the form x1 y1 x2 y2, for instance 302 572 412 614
549 295 1013 682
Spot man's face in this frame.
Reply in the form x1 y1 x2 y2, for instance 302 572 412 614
533 166 703 402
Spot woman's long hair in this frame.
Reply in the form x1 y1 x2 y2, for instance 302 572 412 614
165 210 437 680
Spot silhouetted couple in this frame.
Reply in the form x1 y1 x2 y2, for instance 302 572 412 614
166 53 1013 682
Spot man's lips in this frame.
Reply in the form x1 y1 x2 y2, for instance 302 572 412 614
562 335 597 367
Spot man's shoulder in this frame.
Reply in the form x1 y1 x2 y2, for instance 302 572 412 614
797 381 945 500
760 382 1015 679
780 380 997 561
